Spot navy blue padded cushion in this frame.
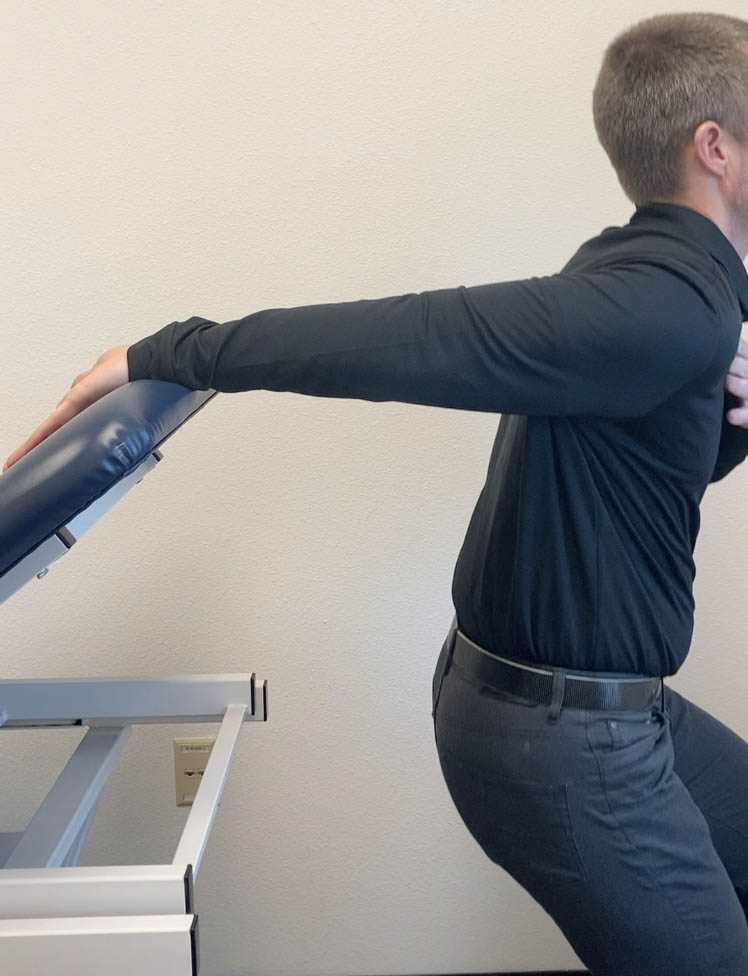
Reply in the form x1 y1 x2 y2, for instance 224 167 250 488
0 380 217 578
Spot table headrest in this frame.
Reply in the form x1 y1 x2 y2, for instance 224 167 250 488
0 380 217 580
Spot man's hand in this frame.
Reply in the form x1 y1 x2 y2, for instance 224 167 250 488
2 345 131 473
724 337 748 428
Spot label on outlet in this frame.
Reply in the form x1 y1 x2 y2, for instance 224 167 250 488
174 736 216 807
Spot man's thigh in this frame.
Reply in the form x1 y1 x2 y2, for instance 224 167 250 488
667 683 748 917
434 657 748 974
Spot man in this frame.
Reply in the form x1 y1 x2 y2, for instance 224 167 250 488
4 11 748 974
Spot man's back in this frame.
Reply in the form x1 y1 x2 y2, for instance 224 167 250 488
453 202 748 677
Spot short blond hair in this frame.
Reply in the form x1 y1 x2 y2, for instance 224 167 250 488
593 12 748 206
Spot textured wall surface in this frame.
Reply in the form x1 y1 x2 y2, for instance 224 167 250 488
2 1 747 973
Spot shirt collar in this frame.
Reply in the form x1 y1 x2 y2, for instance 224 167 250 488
630 202 748 320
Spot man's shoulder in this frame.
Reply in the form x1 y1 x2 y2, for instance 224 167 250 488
561 221 715 276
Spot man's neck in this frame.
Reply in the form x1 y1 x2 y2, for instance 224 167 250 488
655 194 748 261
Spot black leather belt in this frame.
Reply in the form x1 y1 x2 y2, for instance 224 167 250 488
453 629 663 711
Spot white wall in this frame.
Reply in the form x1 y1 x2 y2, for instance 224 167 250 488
2 1 747 973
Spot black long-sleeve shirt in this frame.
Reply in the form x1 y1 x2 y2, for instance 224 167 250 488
127 203 748 677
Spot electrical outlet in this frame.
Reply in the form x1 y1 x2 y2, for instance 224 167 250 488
174 736 216 806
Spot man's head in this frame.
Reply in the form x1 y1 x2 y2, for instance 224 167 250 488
593 12 748 257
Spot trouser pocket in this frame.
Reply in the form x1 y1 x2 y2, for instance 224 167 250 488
435 743 589 883
603 708 664 752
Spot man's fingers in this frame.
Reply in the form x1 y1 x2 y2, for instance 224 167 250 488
724 337 748 428
727 356 748 377
726 337 748 376
49 371 92 410
2 398 80 471
726 405 748 427
724 372 748 396
2 345 130 474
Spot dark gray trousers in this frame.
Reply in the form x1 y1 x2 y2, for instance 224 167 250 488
432 616 748 975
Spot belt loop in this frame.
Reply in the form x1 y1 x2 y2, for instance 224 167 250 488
547 668 566 723
446 617 458 673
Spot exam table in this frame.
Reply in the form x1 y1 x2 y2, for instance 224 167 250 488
0 380 268 975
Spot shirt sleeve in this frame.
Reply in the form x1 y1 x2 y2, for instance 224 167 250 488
126 260 720 418
709 390 748 482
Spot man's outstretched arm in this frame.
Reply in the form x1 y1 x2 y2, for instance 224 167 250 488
2 262 729 473
127 262 721 419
